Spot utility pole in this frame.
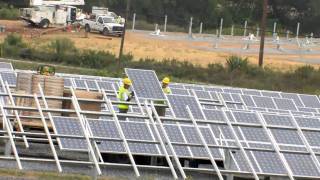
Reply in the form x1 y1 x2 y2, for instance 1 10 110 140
118 0 131 68
258 0 268 67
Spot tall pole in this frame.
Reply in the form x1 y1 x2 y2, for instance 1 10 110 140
258 0 268 67
132 13 136 31
164 15 168 33
118 0 131 68
219 18 223 38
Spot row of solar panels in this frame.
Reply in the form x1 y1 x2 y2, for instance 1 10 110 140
51 114 320 177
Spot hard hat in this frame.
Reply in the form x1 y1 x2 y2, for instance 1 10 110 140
123 78 132 85
162 77 170 84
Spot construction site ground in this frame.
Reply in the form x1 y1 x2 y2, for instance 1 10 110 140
1 20 320 71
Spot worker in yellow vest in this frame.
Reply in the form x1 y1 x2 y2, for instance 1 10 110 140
117 78 134 119
154 77 171 117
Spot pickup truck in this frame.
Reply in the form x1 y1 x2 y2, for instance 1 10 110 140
82 15 124 36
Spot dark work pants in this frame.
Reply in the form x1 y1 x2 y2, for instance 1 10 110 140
118 108 128 120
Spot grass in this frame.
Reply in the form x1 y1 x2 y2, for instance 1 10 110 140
0 168 97 180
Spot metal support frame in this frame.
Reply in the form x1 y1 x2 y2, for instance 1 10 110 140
144 101 178 179
217 94 259 180
289 111 320 174
69 89 102 175
2 80 29 148
255 111 295 180
0 105 22 169
33 88 62 172
186 106 224 180
149 101 187 179
102 90 140 177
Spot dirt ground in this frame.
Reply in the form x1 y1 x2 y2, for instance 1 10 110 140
1 20 319 71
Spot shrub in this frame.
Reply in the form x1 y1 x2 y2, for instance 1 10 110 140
0 4 19 20
294 65 315 79
48 38 77 63
225 55 249 72
0 33 26 58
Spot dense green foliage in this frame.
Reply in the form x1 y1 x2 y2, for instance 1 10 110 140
0 3 19 20
1 33 320 94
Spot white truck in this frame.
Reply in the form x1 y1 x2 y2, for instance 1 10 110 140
82 15 124 36
20 0 85 28
20 5 79 28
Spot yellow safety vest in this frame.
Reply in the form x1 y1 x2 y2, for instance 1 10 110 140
155 87 171 105
163 87 171 94
117 86 130 110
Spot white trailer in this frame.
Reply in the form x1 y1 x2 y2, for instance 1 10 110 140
20 0 85 28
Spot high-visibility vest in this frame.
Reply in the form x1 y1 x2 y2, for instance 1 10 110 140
163 87 171 94
155 87 171 105
117 86 130 110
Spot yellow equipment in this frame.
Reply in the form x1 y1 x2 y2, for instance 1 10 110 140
123 78 132 85
37 65 55 76
162 77 170 84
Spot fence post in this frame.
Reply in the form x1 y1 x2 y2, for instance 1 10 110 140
164 15 167 33
296 22 300 38
188 17 193 37
256 27 260 38
273 22 277 37
199 22 203 34
231 25 234 36
286 30 290 40
132 13 136 30
243 20 248 37
219 18 223 38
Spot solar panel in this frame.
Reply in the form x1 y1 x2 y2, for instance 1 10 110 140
167 95 205 120
204 87 223 92
1 72 16 86
170 88 189 95
0 62 13 70
223 88 242 94
203 109 226 121
88 120 125 152
120 121 160 155
64 78 72 87
52 117 87 151
303 131 320 147
125 68 165 100
261 91 281 98
184 85 203 91
252 96 276 109
232 111 260 124
252 151 287 174
270 129 304 145
243 90 261 96
241 95 256 107
74 79 86 89
299 94 320 108
262 114 294 127
97 81 115 91
284 153 320 176
194 90 211 99
85 80 98 90
294 117 320 128
273 98 297 111
281 93 304 107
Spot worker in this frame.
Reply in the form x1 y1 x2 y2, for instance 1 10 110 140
154 77 171 117
116 16 122 24
117 78 134 119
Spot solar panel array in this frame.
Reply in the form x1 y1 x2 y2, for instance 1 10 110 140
1 65 320 179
